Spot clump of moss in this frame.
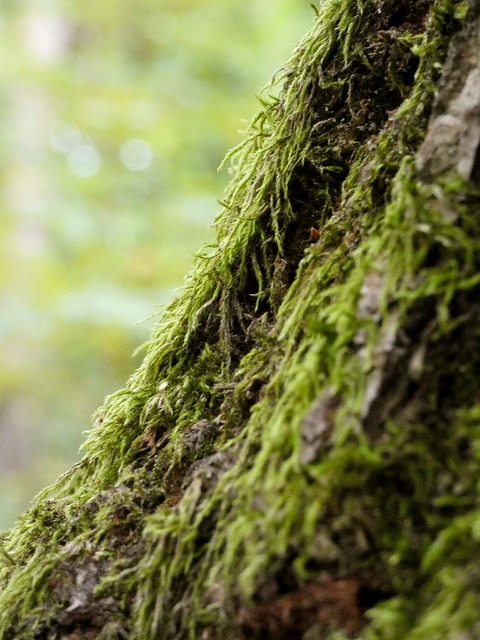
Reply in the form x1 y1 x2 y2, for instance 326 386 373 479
0 0 478 639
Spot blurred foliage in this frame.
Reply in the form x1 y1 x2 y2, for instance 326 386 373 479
0 0 311 528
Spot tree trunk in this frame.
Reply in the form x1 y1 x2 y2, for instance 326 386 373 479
2 1 480 638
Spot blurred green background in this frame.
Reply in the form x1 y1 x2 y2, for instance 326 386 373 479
0 0 311 529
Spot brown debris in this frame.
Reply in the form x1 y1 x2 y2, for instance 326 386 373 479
239 576 365 639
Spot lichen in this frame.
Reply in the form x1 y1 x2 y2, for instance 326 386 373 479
0 0 478 638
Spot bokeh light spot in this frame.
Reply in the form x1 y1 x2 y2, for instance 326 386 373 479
120 138 153 171
67 145 101 178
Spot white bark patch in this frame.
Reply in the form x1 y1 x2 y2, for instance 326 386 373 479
416 67 480 183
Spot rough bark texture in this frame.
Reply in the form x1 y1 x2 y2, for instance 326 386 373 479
1 1 480 638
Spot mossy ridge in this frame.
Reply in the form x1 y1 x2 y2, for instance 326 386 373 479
70 0 434 494
0 0 472 638
8 0 415 504
131 3 472 640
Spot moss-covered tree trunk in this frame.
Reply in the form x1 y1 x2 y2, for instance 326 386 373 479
2 0 480 638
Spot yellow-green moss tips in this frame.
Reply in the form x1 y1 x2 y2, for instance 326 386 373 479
1 1 479 638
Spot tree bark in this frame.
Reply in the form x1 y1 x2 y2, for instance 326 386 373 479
1 1 480 638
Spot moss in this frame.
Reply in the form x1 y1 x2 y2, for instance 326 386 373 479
1 0 479 638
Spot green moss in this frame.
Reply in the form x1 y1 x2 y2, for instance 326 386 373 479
0 0 478 638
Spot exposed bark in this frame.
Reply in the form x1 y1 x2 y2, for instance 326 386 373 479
1 1 480 639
